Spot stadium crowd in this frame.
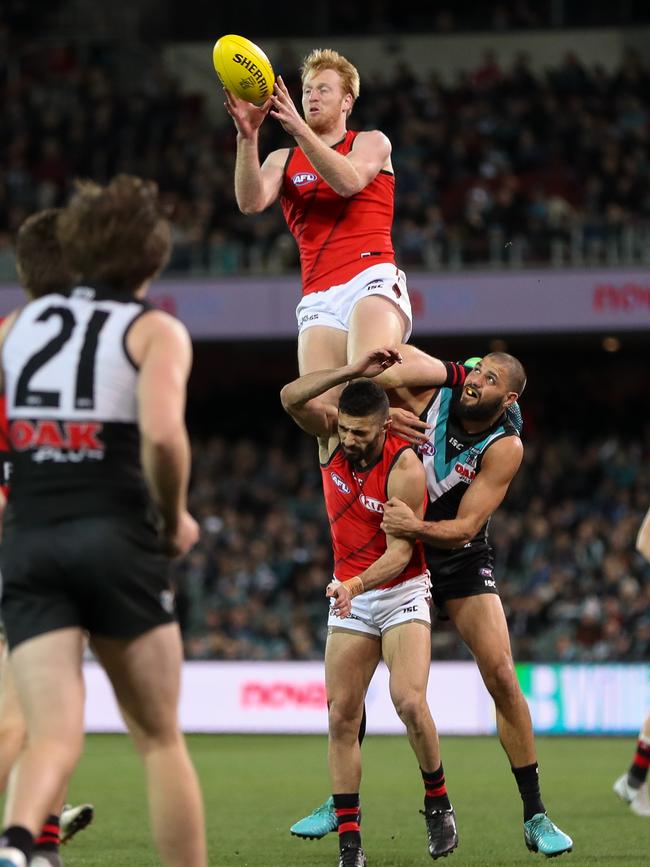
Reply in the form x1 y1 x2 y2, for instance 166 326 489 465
1 29 649 273
176 426 650 663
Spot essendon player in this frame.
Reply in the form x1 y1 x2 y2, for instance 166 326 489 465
226 49 443 398
281 348 458 867
0 178 206 867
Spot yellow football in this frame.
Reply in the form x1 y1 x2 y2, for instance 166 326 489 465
213 34 275 106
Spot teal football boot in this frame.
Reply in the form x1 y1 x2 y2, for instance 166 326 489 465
524 813 572 857
290 796 337 839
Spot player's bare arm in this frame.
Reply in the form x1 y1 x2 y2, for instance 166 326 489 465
128 309 198 556
270 75 391 197
281 347 403 446
0 311 20 394
386 354 474 442
225 89 288 213
382 436 523 549
637 505 650 561
328 448 425 616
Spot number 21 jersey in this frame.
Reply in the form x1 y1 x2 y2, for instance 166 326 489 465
2 286 153 525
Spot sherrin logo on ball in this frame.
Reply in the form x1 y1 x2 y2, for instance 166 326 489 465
213 34 275 106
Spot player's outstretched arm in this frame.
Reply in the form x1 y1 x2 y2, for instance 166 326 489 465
328 449 425 617
382 436 523 549
270 76 390 197
130 310 198 557
637 506 650 561
225 90 287 214
281 347 402 437
374 345 468 392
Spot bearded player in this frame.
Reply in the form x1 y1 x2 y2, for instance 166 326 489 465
225 48 443 401
291 353 573 858
281 348 458 866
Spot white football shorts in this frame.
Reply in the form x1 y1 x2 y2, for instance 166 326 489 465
327 572 431 637
296 263 413 341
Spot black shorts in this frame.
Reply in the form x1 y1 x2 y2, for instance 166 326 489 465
427 550 498 615
0 516 175 650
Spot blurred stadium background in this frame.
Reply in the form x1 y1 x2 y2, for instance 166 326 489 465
1 0 650 807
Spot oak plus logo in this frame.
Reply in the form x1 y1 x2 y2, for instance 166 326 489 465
330 472 351 494
292 172 318 187
455 462 476 483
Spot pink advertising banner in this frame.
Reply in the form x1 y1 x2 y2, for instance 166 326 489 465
1 267 649 338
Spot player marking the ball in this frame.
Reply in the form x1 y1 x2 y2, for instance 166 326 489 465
224 46 445 405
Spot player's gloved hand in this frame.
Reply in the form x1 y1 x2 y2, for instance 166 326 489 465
389 407 431 444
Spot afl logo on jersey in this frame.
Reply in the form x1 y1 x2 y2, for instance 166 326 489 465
418 441 436 456
292 172 318 187
330 472 351 494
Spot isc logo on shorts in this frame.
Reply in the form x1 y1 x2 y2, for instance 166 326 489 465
292 172 318 187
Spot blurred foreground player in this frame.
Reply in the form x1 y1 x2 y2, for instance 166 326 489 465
613 506 650 816
292 353 572 858
227 48 444 399
282 349 458 865
0 177 206 867
0 211 94 867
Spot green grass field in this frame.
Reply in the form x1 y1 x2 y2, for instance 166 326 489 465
47 734 648 866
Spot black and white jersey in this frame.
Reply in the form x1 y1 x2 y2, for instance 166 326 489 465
416 387 519 566
2 286 153 525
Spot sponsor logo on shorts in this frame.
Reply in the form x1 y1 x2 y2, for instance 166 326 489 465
292 172 318 187
299 312 320 326
402 605 418 613
330 472 351 494
159 590 175 614
360 494 384 514
479 567 493 578
365 279 386 292
418 440 436 456
484 579 496 588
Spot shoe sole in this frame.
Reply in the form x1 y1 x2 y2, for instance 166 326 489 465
430 838 458 860
290 831 328 840
61 805 94 844
526 842 573 858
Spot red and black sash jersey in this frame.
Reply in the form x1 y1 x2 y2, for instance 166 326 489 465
321 431 426 586
280 130 396 295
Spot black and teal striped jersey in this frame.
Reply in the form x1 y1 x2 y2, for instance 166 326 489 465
417 387 520 560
